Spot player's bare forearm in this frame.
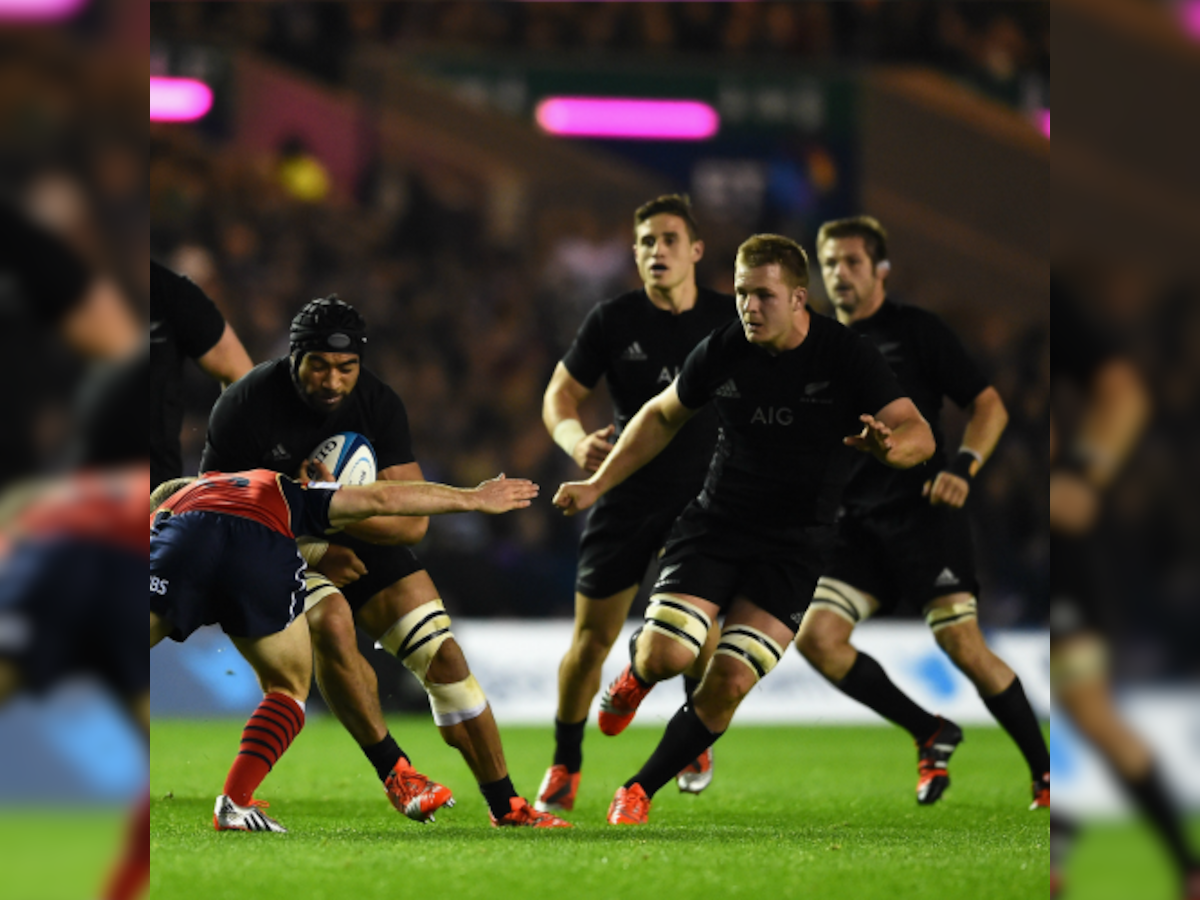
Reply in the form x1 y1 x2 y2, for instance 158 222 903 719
542 364 587 437
590 390 687 494
1074 359 1150 488
330 477 538 531
881 416 935 468
555 386 694 515
960 386 1008 472
341 511 428 545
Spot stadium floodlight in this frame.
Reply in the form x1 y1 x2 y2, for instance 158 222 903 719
1181 0 1200 39
0 0 88 20
536 97 720 141
150 77 214 123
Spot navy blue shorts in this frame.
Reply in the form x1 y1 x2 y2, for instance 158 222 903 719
0 537 146 698
150 511 306 640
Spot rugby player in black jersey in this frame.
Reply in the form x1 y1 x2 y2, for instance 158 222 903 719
790 216 1049 807
150 260 253 490
554 234 935 825
1050 283 1198 900
536 195 734 813
200 297 569 828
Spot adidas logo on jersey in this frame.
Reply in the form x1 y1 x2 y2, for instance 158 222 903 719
620 342 648 361
876 341 903 363
934 567 959 587
714 379 741 399
268 443 291 462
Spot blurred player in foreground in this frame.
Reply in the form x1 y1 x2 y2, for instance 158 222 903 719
150 468 540 833
1049 282 1199 900
0 465 147 900
200 297 568 827
537 195 733 813
555 234 934 825
793 217 1049 807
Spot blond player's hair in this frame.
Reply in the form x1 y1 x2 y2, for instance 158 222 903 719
736 234 810 288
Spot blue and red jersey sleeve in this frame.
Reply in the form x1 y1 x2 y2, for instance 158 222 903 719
154 469 337 538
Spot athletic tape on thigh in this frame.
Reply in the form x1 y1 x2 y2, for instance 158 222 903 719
714 624 783 682
1050 638 1109 688
810 577 875 625
376 599 452 682
925 597 978 633
297 537 329 566
643 595 712 658
427 674 489 727
303 571 341 613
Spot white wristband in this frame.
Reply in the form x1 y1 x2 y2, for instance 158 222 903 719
957 446 983 464
552 419 588 457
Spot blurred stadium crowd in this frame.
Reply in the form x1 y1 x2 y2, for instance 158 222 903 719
151 0 1048 111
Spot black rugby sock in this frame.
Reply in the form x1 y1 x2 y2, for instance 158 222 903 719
683 675 701 703
981 676 1050 778
1122 764 1200 873
552 717 587 774
835 652 942 743
479 775 520 820
625 704 722 798
362 733 406 782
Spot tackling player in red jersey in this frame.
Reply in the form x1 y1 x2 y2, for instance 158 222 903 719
150 467 543 833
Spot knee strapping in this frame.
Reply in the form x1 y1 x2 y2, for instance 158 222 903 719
377 600 488 726
714 624 783 682
1050 638 1108 689
427 675 488 727
925 597 978 633
303 571 340 613
643 595 712 659
810 578 875 625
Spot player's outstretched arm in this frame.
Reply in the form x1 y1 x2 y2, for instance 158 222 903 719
554 382 696 516
844 397 934 469
328 474 538 528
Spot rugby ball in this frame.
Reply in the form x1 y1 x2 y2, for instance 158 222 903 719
309 432 377 485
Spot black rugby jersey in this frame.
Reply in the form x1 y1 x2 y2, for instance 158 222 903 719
0 205 91 483
840 299 990 514
200 357 415 477
562 287 734 494
1051 280 1116 384
676 313 904 536
150 260 228 487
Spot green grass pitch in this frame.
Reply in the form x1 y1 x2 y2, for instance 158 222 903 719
151 716 1052 899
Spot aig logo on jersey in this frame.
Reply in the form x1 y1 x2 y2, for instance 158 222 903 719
657 365 680 385
751 406 793 425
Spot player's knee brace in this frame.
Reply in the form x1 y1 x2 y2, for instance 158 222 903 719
810 578 875 625
1050 637 1108 689
643 595 712 660
925 597 978 633
377 599 488 727
714 624 783 682
302 571 340 613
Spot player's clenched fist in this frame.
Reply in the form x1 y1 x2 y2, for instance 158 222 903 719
923 471 970 508
472 474 539 513
553 481 601 516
